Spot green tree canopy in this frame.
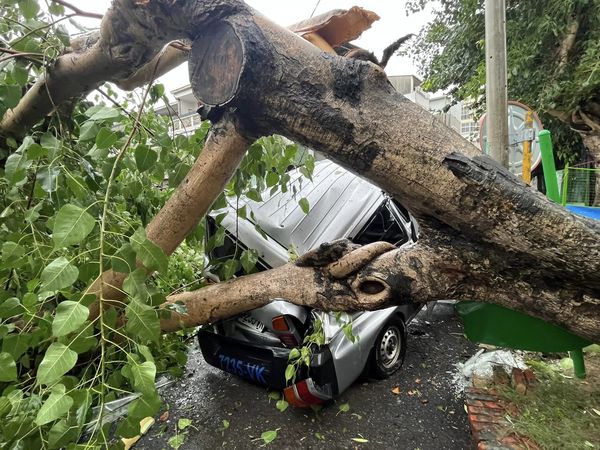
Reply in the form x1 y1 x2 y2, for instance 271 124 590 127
408 0 600 163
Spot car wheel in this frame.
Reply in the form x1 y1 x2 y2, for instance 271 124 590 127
370 316 407 379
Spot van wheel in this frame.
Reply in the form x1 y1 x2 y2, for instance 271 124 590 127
370 316 407 379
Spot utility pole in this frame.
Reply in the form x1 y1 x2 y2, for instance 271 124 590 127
485 0 509 168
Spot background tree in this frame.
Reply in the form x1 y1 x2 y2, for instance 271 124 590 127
407 0 600 163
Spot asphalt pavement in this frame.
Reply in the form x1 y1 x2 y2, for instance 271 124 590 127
139 302 477 450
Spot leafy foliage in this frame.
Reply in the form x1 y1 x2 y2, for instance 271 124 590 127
407 0 600 162
0 1 315 447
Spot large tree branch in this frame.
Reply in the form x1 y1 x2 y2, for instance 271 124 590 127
0 1 375 137
160 233 600 342
186 11 600 292
86 116 250 319
557 16 579 73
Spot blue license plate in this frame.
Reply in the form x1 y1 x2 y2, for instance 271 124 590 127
217 353 268 384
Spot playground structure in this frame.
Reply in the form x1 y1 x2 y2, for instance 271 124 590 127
459 110 598 379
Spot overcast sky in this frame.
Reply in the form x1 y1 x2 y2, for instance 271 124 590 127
77 1 433 97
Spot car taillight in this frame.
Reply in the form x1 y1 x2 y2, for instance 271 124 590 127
272 315 301 347
278 334 299 347
283 379 331 408
272 315 289 331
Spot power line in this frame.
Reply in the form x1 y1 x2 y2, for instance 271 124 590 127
310 0 322 18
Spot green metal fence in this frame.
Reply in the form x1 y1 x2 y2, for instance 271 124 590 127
561 165 600 207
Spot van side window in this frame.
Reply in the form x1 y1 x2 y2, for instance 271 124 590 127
353 200 408 247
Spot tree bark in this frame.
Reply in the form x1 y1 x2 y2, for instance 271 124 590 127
187 11 600 293
3 0 600 341
161 230 600 342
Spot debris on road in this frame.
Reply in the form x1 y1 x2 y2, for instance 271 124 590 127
452 349 527 393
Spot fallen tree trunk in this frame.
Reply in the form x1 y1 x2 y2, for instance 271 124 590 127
161 230 600 342
2 0 600 342
187 10 600 293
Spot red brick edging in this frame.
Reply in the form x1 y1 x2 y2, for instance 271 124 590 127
465 387 539 450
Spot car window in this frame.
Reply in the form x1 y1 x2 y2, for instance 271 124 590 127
206 216 271 274
353 200 409 247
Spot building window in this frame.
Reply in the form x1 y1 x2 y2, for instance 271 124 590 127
461 105 474 121
460 121 479 136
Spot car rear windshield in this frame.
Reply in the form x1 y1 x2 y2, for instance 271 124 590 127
353 200 408 247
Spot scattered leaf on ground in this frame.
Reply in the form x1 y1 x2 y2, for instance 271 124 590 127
261 429 278 444
338 403 350 412
391 386 401 395
177 418 192 430
276 399 288 412
168 433 185 449
159 411 169 422
352 437 369 443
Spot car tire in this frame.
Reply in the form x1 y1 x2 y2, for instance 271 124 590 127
370 316 407 379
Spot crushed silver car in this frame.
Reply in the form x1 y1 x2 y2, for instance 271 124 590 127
197 160 422 406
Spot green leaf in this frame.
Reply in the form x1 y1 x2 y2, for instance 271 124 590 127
117 416 141 439
127 357 156 396
37 343 78 386
130 228 168 274
134 145 158 173
88 106 120 121
52 301 89 337
40 257 79 291
266 171 279 187
48 419 78 449
222 419 230 429
52 204 96 249
125 299 160 344
41 132 60 158
12 64 28 86
111 244 137 273
95 127 118 149
19 0 40 19
67 322 97 354
261 429 278 444
70 389 91 429
275 400 288 412
0 352 18 382
78 121 98 141
178 418 192 430
299 197 310 214
5 152 31 185
38 166 60 193
128 393 161 419
2 333 30 360
123 269 150 302
285 364 295 382
26 143 45 160
0 298 24 318
35 384 73 426
288 348 300 360
0 84 22 108
246 189 262 202
2 242 25 262
338 403 350 413
168 433 186 449
240 249 258 273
